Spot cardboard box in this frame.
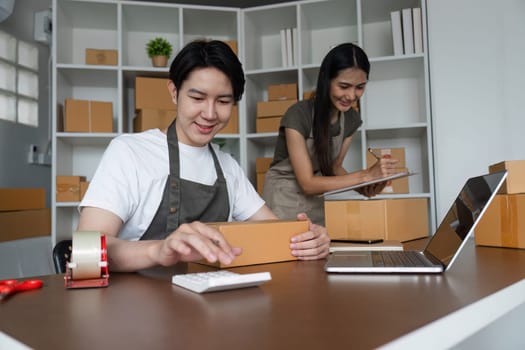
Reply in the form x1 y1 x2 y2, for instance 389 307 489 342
256 100 296 118
256 116 281 133
303 90 315 100
135 77 173 110
199 220 308 268
64 99 113 133
56 176 86 202
0 208 50 242
325 198 428 242
223 40 238 56
80 181 89 200
85 48 118 65
134 109 176 132
256 157 273 195
0 188 46 212
217 105 239 134
268 83 297 101
475 194 525 249
489 160 525 194
366 148 408 194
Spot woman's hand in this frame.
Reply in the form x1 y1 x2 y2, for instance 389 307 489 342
289 213 331 260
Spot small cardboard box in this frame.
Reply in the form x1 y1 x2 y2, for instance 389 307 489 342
135 77 173 110
366 148 408 194
256 157 273 194
80 181 89 200
199 220 309 268
85 48 118 65
256 100 296 118
0 188 46 212
64 99 113 133
268 83 298 101
134 109 176 132
475 194 525 249
217 105 239 134
325 198 428 242
303 90 315 100
0 208 50 243
223 40 238 56
489 160 525 194
56 176 86 202
256 116 281 133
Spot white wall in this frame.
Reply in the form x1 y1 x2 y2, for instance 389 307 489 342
427 0 525 220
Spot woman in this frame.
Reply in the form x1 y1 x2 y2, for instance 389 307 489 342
77 40 330 272
263 43 398 225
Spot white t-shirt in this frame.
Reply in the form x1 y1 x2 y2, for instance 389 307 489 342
80 129 265 241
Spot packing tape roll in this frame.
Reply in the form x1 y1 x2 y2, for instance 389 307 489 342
71 231 103 280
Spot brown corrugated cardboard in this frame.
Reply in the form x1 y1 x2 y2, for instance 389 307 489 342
366 148 408 194
325 198 428 242
489 160 525 194
217 105 239 134
135 77 173 110
268 83 298 101
85 49 118 65
223 40 238 55
475 194 525 249
134 109 176 132
56 176 86 202
255 157 273 195
0 208 50 242
256 116 281 133
256 100 296 118
199 220 309 268
0 188 46 212
80 181 90 201
303 90 315 100
64 99 113 133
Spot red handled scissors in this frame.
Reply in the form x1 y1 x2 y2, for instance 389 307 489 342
0 279 43 301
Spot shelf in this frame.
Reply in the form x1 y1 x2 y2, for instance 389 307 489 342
56 133 117 146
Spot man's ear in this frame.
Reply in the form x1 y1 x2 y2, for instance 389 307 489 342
167 80 177 105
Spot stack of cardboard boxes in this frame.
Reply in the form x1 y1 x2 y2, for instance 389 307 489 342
255 157 273 195
256 83 297 133
325 147 428 242
133 77 176 132
0 189 50 242
475 160 525 249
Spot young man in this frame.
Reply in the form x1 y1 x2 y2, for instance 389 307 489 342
77 40 330 272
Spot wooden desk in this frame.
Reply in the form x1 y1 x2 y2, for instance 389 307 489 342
1 239 525 350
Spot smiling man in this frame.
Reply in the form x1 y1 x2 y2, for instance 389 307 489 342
77 40 330 272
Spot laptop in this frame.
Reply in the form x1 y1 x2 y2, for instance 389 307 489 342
324 170 508 273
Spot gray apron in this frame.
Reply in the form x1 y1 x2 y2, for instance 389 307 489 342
140 120 230 240
263 111 346 226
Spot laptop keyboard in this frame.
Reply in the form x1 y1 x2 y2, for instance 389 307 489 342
372 251 434 267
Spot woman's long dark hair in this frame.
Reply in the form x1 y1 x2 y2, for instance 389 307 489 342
312 43 369 176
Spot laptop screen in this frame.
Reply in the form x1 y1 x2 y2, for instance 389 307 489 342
424 171 507 269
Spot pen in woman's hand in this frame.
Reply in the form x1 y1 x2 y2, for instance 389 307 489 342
367 148 382 160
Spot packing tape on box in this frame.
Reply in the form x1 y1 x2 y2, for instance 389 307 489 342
71 231 105 280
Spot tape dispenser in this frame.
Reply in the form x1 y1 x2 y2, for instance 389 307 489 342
65 231 109 289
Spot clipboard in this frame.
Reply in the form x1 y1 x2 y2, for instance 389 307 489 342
323 171 415 197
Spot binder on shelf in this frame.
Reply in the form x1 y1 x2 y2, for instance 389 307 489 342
286 28 293 66
390 10 403 56
401 8 414 55
280 29 288 67
412 7 423 54
292 27 298 67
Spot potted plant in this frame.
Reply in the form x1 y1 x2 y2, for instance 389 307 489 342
146 37 173 67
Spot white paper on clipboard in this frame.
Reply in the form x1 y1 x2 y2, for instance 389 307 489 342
323 171 416 197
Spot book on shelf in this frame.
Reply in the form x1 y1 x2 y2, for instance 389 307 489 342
292 27 298 67
390 10 403 56
412 7 423 54
286 28 293 66
280 29 288 67
401 8 414 55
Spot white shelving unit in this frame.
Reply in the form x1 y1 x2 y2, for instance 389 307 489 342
51 0 435 245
